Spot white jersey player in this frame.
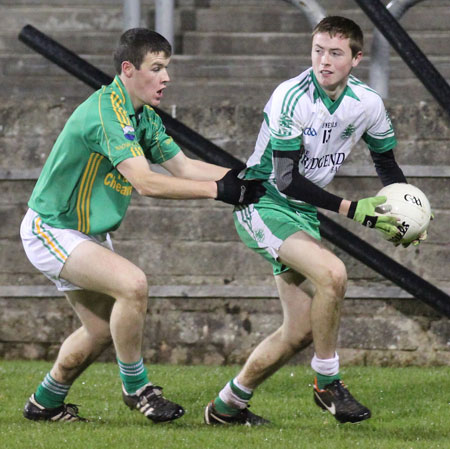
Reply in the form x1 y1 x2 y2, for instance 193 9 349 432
205 16 420 427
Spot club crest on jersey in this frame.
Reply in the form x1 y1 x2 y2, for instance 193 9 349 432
341 124 356 139
122 125 136 141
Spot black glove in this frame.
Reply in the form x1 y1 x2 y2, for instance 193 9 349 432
216 169 266 206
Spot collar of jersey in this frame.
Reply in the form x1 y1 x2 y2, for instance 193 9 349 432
111 76 138 119
311 70 359 114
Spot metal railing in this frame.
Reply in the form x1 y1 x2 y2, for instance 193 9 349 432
354 0 450 115
123 0 175 51
369 0 424 98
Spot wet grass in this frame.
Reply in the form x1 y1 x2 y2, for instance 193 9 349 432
0 361 448 449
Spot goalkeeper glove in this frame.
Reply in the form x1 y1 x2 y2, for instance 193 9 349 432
347 196 400 239
216 169 266 206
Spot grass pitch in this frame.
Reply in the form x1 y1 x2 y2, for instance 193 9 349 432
0 361 448 449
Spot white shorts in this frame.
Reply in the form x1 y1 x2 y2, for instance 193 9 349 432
20 208 114 291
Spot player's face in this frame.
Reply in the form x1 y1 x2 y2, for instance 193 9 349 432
124 51 171 110
311 32 362 98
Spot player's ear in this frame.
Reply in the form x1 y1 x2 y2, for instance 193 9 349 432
352 51 363 68
121 60 135 78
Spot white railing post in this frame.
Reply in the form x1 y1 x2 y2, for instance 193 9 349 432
155 0 175 53
370 0 425 98
123 0 141 30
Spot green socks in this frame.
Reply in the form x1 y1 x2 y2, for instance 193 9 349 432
316 372 341 389
34 359 150 409
213 378 253 416
34 373 71 409
118 358 150 394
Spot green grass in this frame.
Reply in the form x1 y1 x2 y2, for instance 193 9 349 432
0 361 448 449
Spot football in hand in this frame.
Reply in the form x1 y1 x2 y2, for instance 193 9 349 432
375 183 432 244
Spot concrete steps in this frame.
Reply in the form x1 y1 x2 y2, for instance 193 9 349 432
0 1 448 304
181 30 448 56
1 0 448 106
193 5 450 33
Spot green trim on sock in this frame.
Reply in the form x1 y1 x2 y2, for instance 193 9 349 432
230 379 253 400
316 372 341 389
118 358 149 395
213 397 240 416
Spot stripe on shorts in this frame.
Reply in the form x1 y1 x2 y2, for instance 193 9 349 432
32 216 69 264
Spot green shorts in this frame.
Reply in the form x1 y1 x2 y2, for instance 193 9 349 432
233 190 321 276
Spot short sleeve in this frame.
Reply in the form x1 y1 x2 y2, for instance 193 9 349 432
362 96 397 153
266 82 304 152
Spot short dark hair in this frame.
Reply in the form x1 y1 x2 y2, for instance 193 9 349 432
113 28 172 74
312 16 364 57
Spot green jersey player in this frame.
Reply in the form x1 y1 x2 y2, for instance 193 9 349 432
20 28 264 423
205 16 423 426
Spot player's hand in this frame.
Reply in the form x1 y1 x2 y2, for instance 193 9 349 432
395 230 428 248
395 210 433 247
216 169 266 206
347 196 400 239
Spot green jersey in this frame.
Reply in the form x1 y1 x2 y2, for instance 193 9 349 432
29 76 180 234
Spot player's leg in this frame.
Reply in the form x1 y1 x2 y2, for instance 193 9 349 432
21 209 184 423
50 290 114 383
236 270 313 389
278 232 371 423
24 290 114 422
57 240 185 422
205 270 313 426
278 231 347 361
60 241 149 364
219 232 344 405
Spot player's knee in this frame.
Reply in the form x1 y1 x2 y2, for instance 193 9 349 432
123 269 148 310
319 260 347 299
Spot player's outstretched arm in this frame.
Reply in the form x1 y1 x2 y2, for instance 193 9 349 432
161 151 230 181
161 151 266 205
118 155 265 205
118 155 218 200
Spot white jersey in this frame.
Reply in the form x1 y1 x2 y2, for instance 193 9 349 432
244 68 396 204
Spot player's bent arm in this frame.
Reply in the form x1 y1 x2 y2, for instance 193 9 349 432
117 155 217 199
273 150 400 235
273 149 344 213
161 151 230 181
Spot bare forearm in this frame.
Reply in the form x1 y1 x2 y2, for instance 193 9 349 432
181 159 230 181
135 171 218 199
117 157 218 200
